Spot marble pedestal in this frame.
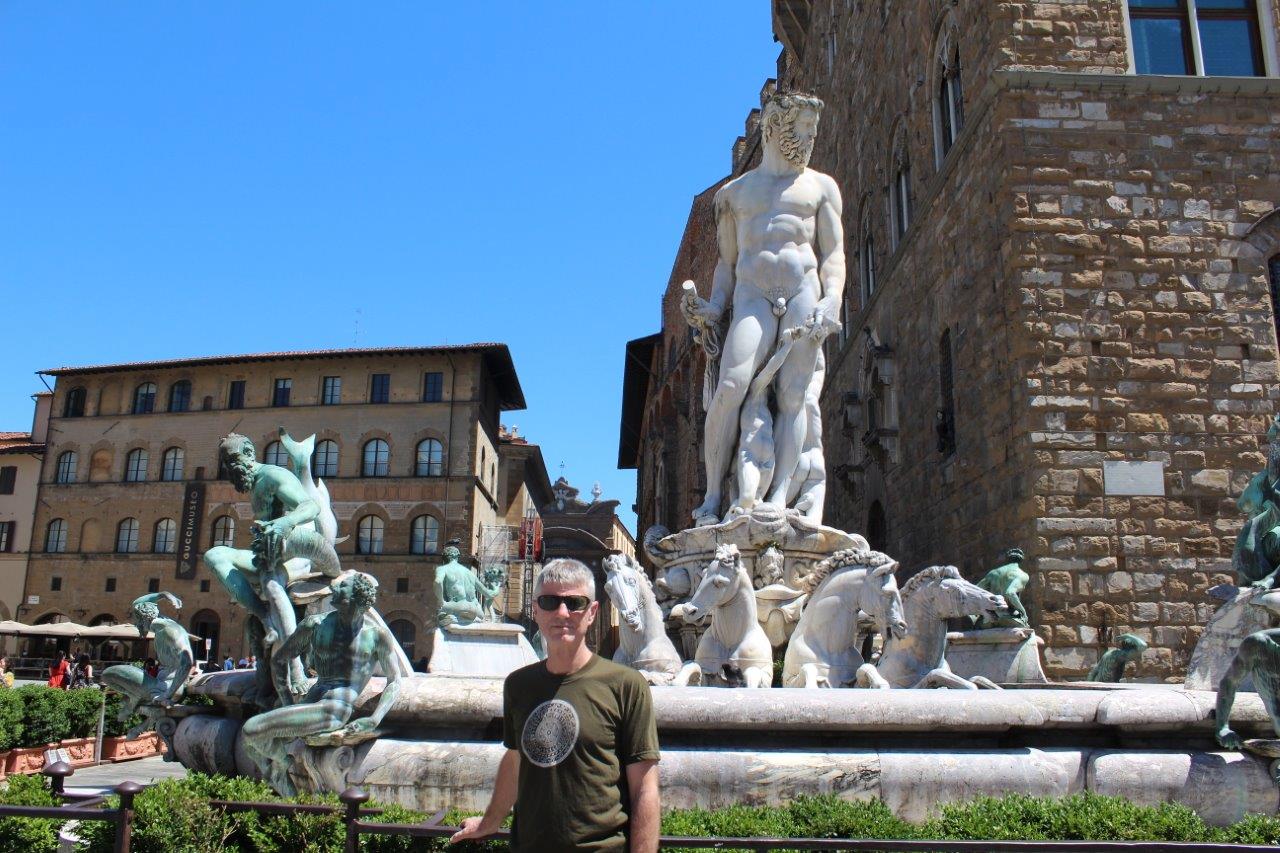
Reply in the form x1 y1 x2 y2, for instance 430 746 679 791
427 622 538 678
946 627 1048 685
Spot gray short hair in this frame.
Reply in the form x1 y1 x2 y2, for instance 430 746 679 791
534 559 596 599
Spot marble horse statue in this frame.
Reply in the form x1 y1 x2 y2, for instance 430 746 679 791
672 544 773 687
604 554 701 686
857 565 1007 689
782 547 907 688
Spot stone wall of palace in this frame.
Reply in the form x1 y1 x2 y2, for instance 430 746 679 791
628 0 1280 681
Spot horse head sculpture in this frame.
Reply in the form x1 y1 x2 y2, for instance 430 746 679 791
673 544 772 687
604 553 699 686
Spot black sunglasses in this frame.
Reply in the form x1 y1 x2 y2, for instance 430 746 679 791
535 594 592 613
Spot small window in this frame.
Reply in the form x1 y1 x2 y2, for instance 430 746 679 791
411 515 440 555
357 515 384 554
891 163 911 245
263 440 288 467
362 439 390 477
199 579 210 592
124 448 149 482
105 577 116 593
370 373 391 404
51 576 62 592
861 234 877 304
272 378 292 407
396 577 409 594
936 44 964 161
211 515 235 547
0 521 12 552
1268 255 1280 345
0 466 16 494
168 380 192 413
55 452 77 484
154 518 177 553
132 382 157 415
423 372 444 402
415 439 444 477
45 519 67 553
322 376 342 405
147 577 160 593
313 440 339 478
63 387 86 418
1129 0 1265 76
227 380 246 410
116 518 140 553
938 329 957 457
161 447 185 481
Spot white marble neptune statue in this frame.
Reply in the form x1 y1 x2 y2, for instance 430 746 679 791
682 91 845 527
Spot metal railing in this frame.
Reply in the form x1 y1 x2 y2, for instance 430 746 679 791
1 764 1277 852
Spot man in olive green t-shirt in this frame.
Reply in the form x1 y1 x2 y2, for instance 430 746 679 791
451 558 661 852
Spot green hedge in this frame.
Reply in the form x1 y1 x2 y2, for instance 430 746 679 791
55 779 1280 852
0 686 104 750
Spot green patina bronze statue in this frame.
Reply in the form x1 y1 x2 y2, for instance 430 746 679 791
204 432 342 704
1088 633 1147 682
971 548 1030 629
1215 592 1280 773
240 572 404 796
1234 414 1280 590
435 545 503 627
100 593 195 759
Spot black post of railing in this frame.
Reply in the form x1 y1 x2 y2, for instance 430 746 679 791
42 760 73 799
340 787 370 853
113 780 143 853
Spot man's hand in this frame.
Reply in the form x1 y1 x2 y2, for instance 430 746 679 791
680 282 721 328
255 517 295 547
450 816 497 844
344 717 377 735
804 306 841 342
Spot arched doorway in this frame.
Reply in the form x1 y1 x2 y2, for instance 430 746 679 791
867 501 887 553
189 609 220 667
31 612 71 658
388 619 417 664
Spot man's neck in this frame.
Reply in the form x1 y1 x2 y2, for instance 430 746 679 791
760 147 805 177
544 640 594 676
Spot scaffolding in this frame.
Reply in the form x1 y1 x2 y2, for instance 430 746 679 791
477 511 541 624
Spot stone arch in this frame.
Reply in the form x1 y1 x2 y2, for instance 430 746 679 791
347 503 391 555
382 609 421 662
407 428 448 477
189 609 222 663
88 613 118 626
33 611 70 624
96 381 122 416
89 448 114 483
80 518 103 552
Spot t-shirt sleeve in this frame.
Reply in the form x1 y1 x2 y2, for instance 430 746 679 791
618 673 660 764
502 674 518 750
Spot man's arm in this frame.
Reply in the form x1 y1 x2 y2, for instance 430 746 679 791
626 759 660 853
261 470 320 537
813 175 846 329
685 186 739 328
351 622 403 731
449 748 519 843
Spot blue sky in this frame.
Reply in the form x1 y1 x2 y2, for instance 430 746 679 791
0 3 780 533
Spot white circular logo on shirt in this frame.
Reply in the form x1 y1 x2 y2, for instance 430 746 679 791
521 699 579 768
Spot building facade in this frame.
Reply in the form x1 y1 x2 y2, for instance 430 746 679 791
0 394 50 625
623 0 1280 680
25 344 540 664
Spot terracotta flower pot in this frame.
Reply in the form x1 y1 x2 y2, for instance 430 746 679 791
101 731 163 762
58 736 97 767
5 745 48 775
